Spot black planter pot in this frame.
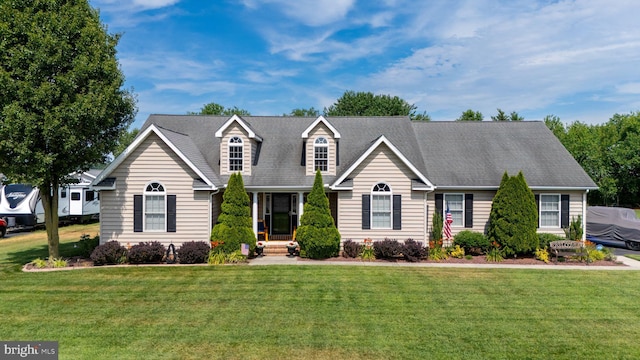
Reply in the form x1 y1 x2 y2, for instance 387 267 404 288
256 246 264 257
287 247 297 256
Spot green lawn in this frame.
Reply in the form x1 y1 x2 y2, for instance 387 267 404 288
1 226 640 359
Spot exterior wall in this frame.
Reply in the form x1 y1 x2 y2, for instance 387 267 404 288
426 190 587 239
305 124 336 176
337 144 427 242
99 133 211 247
219 123 252 176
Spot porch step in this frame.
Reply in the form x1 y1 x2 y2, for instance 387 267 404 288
258 241 297 256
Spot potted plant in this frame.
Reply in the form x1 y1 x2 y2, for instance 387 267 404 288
255 241 265 257
286 241 298 257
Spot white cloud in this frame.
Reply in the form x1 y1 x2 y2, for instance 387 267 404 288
242 0 355 26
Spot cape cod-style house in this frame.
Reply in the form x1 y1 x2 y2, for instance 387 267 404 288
91 115 597 247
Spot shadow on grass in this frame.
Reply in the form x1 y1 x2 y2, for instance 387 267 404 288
3 241 85 273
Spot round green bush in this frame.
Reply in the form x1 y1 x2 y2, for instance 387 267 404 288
453 230 490 255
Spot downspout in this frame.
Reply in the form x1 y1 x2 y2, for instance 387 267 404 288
210 188 220 239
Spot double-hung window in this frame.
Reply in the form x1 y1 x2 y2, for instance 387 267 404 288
144 182 166 231
540 194 560 227
372 183 391 228
443 193 464 226
229 136 243 172
314 137 328 172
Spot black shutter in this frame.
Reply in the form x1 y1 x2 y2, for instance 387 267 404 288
561 194 570 228
435 194 443 218
336 140 340 166
167 195 176 232
393 195 401 230
534 194 540 228
134 195 143 232
465 194 473 228
362 194 370 229
301 140 306 166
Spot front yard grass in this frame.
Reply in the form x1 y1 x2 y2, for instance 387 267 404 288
1 225 640 359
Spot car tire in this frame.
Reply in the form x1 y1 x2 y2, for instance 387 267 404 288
0 227 5 238
625 241 640 251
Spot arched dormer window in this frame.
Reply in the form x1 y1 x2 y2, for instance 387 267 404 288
144 182 166 231
228 136 243 172
314 137 328 172
371 182 391 229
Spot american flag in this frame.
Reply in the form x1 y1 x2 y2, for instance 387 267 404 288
444 206 453 239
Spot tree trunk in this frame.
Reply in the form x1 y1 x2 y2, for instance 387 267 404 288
39 183 60 259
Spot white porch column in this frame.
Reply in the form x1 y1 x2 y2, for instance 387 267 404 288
298 191 304 226
253 192 259 239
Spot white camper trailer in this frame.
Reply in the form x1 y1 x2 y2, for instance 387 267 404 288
0 170 100 228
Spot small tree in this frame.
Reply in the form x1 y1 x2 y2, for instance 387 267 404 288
297 170 341 259
211 173 256 254
564 216 583 241
431 211 443 241
487 172 538 256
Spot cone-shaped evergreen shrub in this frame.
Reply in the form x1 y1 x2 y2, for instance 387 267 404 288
211 173 256 253
297 170 341 259
487 171 538 256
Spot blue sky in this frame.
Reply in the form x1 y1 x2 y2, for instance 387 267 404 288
90 0 640 129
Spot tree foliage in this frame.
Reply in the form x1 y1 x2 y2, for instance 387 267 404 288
543 113 640 205
323 90 429 121
491 109 523 121
210 173 256 254
487 172 538 256
285 107 320 117
0 0 136 258
296 170 341 259
189 102 250 116
456 109 484 121
113 128 139 158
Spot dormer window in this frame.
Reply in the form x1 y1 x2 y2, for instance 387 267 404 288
314 137 328 172
229 136 243 172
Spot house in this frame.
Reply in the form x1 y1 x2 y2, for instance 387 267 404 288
91 115 597 247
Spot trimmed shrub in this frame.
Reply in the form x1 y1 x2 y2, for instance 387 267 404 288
454 230 490 255
342 240 363 258
178 241 210 264
431 211 443 241
402 239 426 262
78 234 100 257
90 241 127 265
373 238 402 259
211 173 256 254
297 170 341 259
538 233 564 249
127 241 166 264
487 171 538 256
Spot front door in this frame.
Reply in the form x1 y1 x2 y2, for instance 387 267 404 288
272 193 291 235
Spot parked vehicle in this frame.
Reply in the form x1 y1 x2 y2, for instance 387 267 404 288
586 206 640 251
0 218 6 237
0 171 100 229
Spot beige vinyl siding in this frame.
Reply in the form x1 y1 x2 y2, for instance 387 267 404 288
305 124 336 176
337 144 427 242
425 190 587 239
100 133 211 247
219 124 251 176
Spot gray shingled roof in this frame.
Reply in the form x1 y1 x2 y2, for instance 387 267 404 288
140 115 596 190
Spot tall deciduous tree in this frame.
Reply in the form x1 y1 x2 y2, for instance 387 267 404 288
189 102 251 116
324 90 430 121
487 172 538 256
492 109 524 121
456 109 484 121
113 128 140 158
297 170 341 259
285 107 320 117
0 0 136 258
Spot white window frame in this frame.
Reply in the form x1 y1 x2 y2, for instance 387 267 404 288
228 136 243 172
539 194 561 228
314 137 328 172
144 181 166 232
371 182 392 229
443 193 464 227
